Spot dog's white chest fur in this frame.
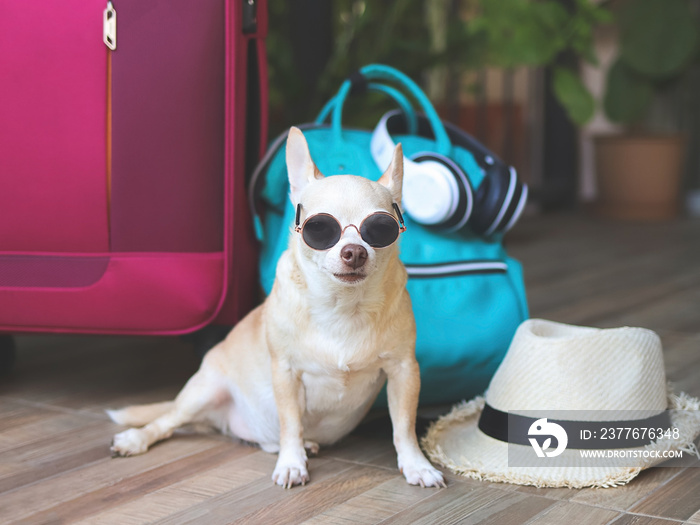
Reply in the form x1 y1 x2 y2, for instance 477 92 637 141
284 295 388 442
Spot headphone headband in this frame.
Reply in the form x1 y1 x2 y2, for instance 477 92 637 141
370 110 527 236
370 112 427 183
372 110 511 177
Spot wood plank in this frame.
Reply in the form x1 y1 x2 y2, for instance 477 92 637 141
0 420 114 493
378 484 518 525
659 333 700 398
509 216 700 328
452 492 555 525
609 515 686 525
602 283 700 336
529 269 700 328
152 458 361 525
0 434 225 523
323 433 397 468
570 467 684 512
14 442 254 525
301 476 447 525
70 448 280 525
524 501 620 525
231 464 398 525
2 336 199 413
627 466 700 521
0 407 106 454
0 398 56 429
505 482 577 502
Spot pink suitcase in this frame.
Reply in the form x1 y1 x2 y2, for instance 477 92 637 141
0 0 268 335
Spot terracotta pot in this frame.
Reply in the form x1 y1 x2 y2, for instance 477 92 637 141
594 134 685 220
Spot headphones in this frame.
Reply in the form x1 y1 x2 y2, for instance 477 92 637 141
371 110 528 236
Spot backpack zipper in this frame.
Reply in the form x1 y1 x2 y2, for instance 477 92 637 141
405 260 507 279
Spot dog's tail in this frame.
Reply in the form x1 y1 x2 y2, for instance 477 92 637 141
107 401 174 427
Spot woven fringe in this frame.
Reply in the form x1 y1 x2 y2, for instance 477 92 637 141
679 442 700 460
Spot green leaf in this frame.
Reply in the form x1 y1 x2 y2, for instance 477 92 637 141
552 67 595 125
468 0 569 68
603 59 654 123
619 0 699 79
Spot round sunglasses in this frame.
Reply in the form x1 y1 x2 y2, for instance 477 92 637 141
294 203 406 251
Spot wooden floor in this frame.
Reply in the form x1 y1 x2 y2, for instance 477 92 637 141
1 212 699 524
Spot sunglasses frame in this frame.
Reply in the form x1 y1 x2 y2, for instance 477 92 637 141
294 202 406 251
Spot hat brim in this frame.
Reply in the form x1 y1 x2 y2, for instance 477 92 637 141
422 391 700 489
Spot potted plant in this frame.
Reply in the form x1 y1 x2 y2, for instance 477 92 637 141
593 0 699 219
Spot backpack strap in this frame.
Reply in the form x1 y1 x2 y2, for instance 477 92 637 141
315 81 418 135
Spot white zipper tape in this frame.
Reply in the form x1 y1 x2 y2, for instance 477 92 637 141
405 260 508 278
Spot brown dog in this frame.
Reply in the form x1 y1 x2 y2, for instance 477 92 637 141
109 127 445 489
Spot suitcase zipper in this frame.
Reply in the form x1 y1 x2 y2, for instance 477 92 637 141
103 2 117 50
104 1 116 244
405 260 507 279
242 0 257 34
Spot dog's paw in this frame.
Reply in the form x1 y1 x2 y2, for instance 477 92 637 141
304 440 320 456
402 465 446 488
272 457 309 488
399 458 446 488
110 428 149 457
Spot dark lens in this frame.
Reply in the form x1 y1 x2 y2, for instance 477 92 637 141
361 213 400 248
302 214 341 250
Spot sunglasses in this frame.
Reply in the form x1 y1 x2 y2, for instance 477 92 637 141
294 203 406 251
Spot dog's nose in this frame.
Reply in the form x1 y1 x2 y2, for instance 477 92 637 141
340 244 367 269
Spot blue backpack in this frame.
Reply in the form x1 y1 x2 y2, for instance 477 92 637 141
249 65 529 405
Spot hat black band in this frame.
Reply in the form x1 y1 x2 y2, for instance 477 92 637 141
478 403 672 450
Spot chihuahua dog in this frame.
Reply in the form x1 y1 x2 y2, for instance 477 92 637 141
108 127 445 489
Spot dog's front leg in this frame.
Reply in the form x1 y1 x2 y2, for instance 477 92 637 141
386 358 446 488
270 356 309 488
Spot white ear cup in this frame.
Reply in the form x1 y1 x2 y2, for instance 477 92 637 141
402 160 459 225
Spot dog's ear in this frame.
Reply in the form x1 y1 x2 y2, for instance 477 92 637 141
377 142 404 205
286 126 324 206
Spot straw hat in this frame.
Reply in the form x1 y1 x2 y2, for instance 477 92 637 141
422 319 700 488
